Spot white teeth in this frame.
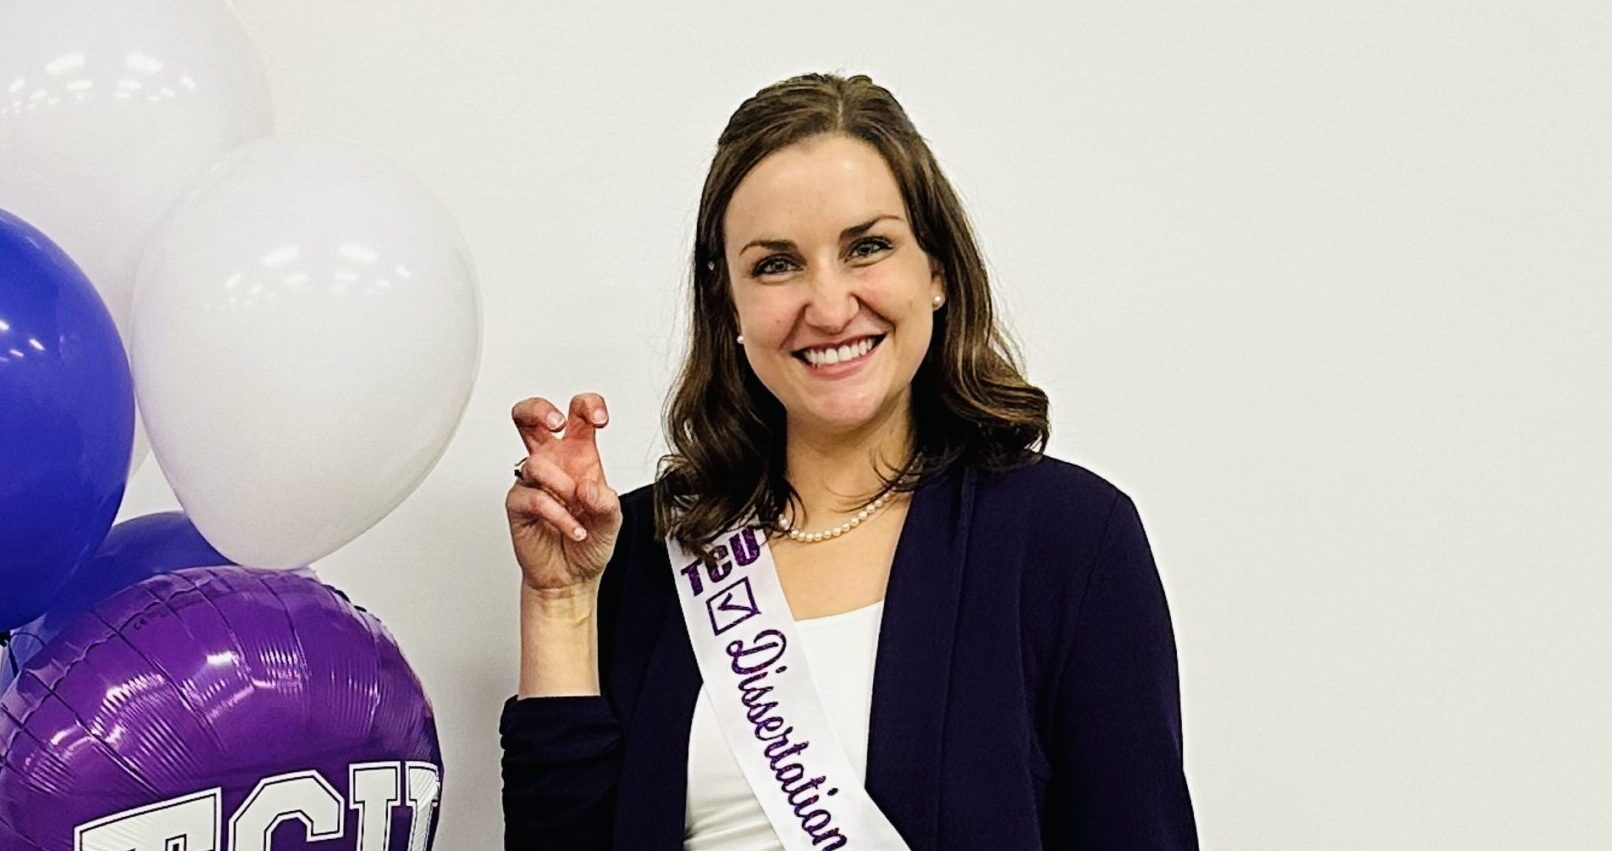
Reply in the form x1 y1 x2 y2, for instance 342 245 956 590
803 336 875 367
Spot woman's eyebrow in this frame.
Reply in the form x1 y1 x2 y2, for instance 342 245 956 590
738 214 901 254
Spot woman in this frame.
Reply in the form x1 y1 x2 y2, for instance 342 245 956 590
501 72 1198 850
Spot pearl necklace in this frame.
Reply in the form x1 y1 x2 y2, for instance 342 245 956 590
774 490 895 543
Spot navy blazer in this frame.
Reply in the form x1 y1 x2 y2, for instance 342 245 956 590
501 454 1198 849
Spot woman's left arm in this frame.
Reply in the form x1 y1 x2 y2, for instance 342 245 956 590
1043 491 1200 849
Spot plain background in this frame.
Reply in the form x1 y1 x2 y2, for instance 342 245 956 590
113 1 1611 848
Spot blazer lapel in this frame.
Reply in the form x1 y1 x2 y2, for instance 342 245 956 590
866 461 976 848
614 538 702 848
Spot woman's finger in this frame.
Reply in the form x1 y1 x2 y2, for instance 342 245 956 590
508 484 589 542
516 453 578 506
511 397 567 454
578 476 617 516
563 392 607 448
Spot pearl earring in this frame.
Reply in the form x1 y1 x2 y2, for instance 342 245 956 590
736 334 745 344
932 293 944 308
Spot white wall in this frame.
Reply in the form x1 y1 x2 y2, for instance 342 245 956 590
115 1 1612 847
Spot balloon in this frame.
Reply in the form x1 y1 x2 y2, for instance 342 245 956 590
0 511 239 691
0 0 275 476
0 208 134 631
0 565 442 849
131 137 481 568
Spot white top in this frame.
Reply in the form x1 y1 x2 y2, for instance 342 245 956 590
683 599 886 849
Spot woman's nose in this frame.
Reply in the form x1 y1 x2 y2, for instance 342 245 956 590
801 267 860 328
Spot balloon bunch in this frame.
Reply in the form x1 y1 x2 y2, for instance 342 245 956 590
0 2 478 848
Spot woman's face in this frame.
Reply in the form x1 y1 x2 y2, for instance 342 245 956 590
723 134 944 439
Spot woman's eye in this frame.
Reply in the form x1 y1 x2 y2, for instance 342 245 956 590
753 256 792 277
852 237 891 258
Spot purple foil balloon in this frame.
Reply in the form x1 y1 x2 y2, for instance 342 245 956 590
0 566 442 850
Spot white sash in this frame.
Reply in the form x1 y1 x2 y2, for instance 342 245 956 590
667 524 911 850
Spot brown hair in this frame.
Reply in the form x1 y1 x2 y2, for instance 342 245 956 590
653 72 1049 563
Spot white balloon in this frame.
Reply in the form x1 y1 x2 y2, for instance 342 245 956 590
131 137 482 568
0 0 273 475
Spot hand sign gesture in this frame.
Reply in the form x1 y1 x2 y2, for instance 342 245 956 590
506 393 624 594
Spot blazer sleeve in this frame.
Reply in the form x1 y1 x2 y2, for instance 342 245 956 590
500 493 639 849
499 693 621 848
1044 491 1199 849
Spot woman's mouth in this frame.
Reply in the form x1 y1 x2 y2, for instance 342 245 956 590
793 333 884 376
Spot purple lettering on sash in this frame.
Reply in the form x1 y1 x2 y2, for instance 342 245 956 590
735 667 775 697
766 738 809 764
707 544 732 582
730 527 762 566
679 558 704 596
726 629 786 674
747 698 781 724
785 774 833 815
814 828 847 849
723 629 850 847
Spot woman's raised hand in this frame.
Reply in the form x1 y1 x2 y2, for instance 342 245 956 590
506 393 624 595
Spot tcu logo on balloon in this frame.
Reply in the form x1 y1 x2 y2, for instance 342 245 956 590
74 761 441 851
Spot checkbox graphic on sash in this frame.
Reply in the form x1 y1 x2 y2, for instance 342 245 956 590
707 578 762 635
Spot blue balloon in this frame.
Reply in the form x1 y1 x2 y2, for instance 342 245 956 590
0 514 325 696
0 208 134 630
1 512 235 694
35 513 229 640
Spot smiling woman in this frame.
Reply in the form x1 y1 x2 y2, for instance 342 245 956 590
502 72 1197 851
657 83 1053 563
